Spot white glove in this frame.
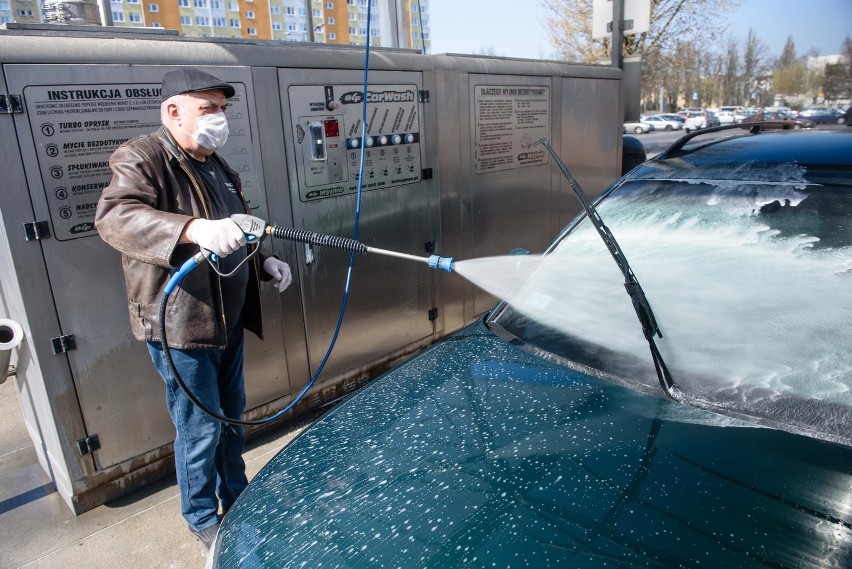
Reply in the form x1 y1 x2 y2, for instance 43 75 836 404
187 218 246 257
263 257 293 292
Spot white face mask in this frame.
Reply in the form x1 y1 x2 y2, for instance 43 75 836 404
180 105 229 151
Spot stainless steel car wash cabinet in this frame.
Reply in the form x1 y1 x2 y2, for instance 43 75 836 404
0 24 621 513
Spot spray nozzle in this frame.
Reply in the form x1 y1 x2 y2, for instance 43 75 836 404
427 254 455 272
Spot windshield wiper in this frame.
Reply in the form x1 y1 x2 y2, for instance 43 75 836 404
535 138 680 400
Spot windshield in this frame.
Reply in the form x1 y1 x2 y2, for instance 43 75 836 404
489 174 852 446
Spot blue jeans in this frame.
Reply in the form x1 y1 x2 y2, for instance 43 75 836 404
147 324 249 531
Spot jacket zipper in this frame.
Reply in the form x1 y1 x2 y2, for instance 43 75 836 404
179 159 229 346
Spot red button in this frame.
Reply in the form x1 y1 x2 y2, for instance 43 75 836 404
324 119 340 137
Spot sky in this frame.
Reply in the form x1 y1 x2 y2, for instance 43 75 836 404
428 0 851 61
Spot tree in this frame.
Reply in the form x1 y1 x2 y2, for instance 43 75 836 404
542 0 742 109
741 29 770 105
722 38 740 105
778 36 797 67
772 36 808 101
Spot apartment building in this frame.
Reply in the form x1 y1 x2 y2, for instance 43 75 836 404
12 0 432 49
1 0 42 25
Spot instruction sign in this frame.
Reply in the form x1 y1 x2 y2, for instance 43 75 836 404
24 82 257 241
473 85 550 174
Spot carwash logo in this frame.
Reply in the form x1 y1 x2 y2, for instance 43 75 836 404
339 90 416 105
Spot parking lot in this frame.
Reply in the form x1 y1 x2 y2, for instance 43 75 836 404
634 121 848 158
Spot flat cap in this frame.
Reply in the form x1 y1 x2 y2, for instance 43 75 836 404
161 68 235 101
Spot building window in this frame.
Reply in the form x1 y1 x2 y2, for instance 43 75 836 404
411 17 417 26
150 21 161 27
126 0 139 4
271 5 279 13
298 7 305 15
325 2 333 9
195 16 209 25
348 26 355 35
245 10 254 18
272 22 282 31
178 0 188 6
247 27 257 35
347 0 354 4
180 15 190 24
328 32 336 39
284 6 293 14
287 22 296 30
312 9 321 17
327 16 334 24
212 0 221 8
148 4 158 11
370 27 379 36
193 0 207 7
412 31 418 39
129 12 142 21
213 17 225 26
111 11 124 21
410 2 417 11
229 18 240 26
228 1 237 9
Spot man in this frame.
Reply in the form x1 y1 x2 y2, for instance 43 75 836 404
95 69 292 547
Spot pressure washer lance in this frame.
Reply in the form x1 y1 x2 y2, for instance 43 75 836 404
160 213 453 427
171 213 454 279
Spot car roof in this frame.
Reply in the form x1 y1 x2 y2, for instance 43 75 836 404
636 128 852 182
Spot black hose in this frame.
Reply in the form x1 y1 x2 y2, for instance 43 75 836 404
269 226 367 254
159 282 281 427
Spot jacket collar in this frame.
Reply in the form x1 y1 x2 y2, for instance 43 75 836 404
153 125 240 182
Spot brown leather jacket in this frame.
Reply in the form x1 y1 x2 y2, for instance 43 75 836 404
95 126 272 349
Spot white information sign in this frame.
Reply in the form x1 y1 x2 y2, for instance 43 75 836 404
473 85 550 174
24 82 257 240
592 0 651 40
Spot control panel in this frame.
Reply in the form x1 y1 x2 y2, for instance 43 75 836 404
289 84 423 201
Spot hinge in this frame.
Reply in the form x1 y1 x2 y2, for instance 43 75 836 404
50 334 76 354
0 94 23 114
75 434 100 456
24 221 51 241
418 90 430 103
421 168 432 180
428 307 438 321
424 241 435 254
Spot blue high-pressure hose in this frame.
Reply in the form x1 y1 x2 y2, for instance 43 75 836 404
160 2 393 427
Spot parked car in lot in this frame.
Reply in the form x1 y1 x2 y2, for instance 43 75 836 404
796 106 847 124
741 108 815 129
715 109 739 124
682 109 720 131
641 114 683 131
658 113 686 124
208 127 852 569
623 119 652 134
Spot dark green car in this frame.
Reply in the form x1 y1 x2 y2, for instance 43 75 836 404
209 128 852 568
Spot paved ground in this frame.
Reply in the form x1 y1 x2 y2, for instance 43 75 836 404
0 375 320 569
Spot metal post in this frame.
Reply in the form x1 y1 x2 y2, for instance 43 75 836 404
611 0 624 70
305 0 314 42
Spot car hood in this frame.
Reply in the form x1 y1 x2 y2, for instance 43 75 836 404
213 321 852 568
